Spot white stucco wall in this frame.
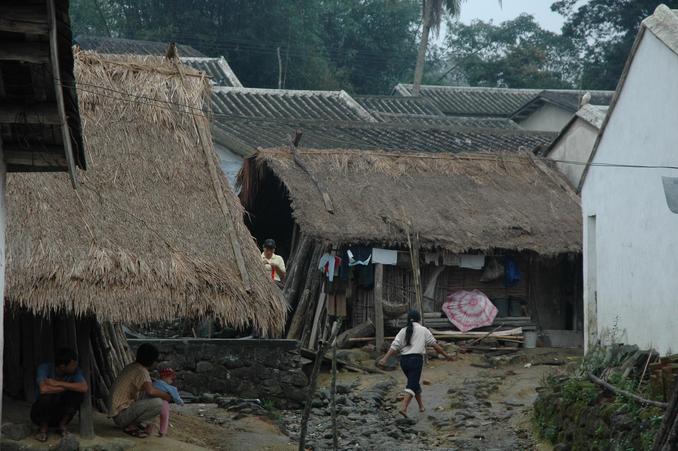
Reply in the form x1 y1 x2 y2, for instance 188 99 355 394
214 143 244 190
582 32 678 355
548 119 600 188
519 103 574 132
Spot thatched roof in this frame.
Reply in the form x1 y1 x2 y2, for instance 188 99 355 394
241 149 582 255
6 52 285 335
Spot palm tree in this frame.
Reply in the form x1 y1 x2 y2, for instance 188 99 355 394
412 0 500 95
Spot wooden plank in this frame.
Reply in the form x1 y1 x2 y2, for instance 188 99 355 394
0 6 49 34
308 293 326 348
0 41 49 63
47 0 77 186
374 263 384 351
77 319 95 438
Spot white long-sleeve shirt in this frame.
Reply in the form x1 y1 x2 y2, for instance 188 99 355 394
390 322 437 355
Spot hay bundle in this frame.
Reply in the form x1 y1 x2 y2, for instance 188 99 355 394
6 52 285 336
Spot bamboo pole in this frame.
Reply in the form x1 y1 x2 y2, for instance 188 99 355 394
589 374 668 408
331 318 343 451
298 320 340 451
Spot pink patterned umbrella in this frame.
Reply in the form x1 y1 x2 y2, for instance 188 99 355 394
442 290 497 332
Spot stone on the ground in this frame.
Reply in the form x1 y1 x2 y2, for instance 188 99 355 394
81 438 135 451
1 423 32 441
50 433 79 451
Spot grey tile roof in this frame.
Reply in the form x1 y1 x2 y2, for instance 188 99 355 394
210 87 376 122
393 84 614 119
394 84 539 117
75 35 205 57
212 117 555 157
182 57 242 87
373 114 520 129
355 95 444 116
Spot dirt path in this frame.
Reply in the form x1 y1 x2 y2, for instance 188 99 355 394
280 347 579 450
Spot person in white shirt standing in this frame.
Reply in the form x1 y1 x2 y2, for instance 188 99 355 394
378 309 453 418
261 239 286 286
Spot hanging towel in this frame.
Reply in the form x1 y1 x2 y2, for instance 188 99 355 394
459 255 485 270
372 248 398 266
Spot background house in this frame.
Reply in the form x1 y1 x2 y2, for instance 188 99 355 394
542 104 608 188
581 5 678 355
239 149 583 350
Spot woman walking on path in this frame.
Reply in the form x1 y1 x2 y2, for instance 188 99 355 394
378 309 453 417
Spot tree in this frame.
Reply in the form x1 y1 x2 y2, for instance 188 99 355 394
553 0 678 90
412 0 462 95
440 14 577 89
69 0 421 94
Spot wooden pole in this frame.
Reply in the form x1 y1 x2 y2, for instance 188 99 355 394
404 224 424 323
298 320 340 451
77 318 95 438
331 318 343 451
589 374 668 408
374 264 384 352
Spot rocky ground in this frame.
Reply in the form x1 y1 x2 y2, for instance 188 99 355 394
2 348 579 450
278 347 579 450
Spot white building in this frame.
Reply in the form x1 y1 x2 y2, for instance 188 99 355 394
544 104 608 188
581 4 678 355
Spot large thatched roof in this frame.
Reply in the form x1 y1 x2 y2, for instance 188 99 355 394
241 149 582 255
6 52 285 335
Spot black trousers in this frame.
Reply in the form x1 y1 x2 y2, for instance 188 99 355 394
30 392 83 427
400 354 424 395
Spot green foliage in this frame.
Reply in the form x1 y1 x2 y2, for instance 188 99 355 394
552 0 678 90
440 14 577 88
562 378 599 405
69 0 421 94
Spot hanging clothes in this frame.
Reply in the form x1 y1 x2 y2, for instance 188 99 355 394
504 256 521 288
347 247 372 266
318 254 342 282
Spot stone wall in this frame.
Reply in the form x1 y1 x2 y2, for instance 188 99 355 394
128 339 309 408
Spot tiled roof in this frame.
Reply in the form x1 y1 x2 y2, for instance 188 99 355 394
394 84 539 117
354 95 444 116
182 57 242 87
210 87 375 122
373 114 520 129
212 118 555 157
393 84 614 119
75 35 205 57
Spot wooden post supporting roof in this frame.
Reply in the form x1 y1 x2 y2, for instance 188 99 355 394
374 263 385 351
77 319 95 439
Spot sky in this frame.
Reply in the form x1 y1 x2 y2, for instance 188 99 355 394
457 0 569 33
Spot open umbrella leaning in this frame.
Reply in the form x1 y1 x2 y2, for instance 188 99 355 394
442 289 497 332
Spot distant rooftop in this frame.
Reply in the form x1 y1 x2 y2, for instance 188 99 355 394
212 117 555 157
393 84 614 119
75 35 205 57
211 87 375 122
182 57 242 87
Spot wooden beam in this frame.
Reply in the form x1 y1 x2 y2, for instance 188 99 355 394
374 264 384 352
0 6 49 34
0 42 49 63
47 0 77 186
77 319 95 439
0 103 60 124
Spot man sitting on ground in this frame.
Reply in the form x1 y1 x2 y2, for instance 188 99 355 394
31 347 88 442
108 343 171 438
261 238 286 286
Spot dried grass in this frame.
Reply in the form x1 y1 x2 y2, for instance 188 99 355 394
242 148 582 255
6 52 285 335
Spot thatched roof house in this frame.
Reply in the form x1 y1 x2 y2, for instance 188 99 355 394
6 52 285 336
240 149 582 256
241 148 584 350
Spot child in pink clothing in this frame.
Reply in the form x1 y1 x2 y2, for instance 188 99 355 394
152 367 184 436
